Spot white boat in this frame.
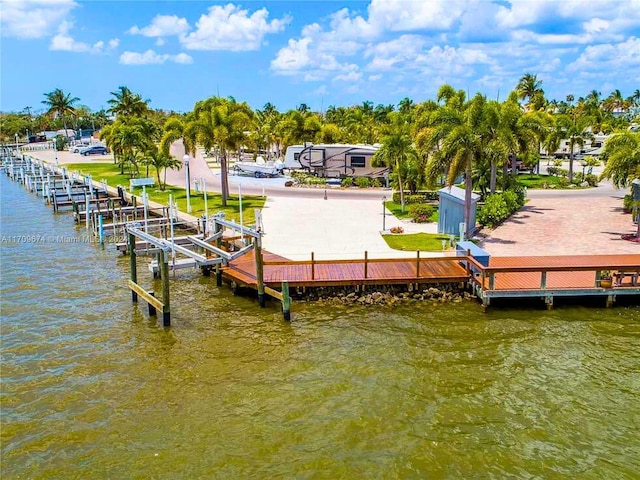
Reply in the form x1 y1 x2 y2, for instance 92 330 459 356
233 157 284 178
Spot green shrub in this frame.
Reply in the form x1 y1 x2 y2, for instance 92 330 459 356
547 166 569 177
509 183 526 207
477 194 510 227
355 177 371 188
406 194 425 204
503 190 519 211
557 177 570 188
584 173 599 187
408 203 434 223
624 194 634 212
553 159 563 166
392 191 439 203
370 178 382 188
341 177 353 187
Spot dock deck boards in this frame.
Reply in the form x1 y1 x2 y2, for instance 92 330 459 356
225 251 469 288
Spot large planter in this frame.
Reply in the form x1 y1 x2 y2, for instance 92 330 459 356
600 278 613 288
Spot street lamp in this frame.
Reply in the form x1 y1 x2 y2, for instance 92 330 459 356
382 195 387 231
183 154 192 213
581 159 588 178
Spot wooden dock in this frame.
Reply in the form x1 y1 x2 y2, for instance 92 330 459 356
3 153 640 319
468 254 640 308
225 250 470 288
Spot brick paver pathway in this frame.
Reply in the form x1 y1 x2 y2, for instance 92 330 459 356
479 192 639 255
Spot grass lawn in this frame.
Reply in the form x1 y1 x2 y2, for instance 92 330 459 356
517 174 567 189
65 163 265 224
382 232 453 252
385 201 439 222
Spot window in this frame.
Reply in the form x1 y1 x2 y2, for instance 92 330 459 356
350 156 366 168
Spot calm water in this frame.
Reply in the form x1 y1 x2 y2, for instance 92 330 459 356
1 173 640 479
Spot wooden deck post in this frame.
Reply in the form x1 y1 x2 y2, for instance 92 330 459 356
541 271 547 289
160 250 171 326
364 251 368 279
98 215 104 245
255 236 265 307
282 281 291 321
128 232 138 302
214 221 223 286
416 251 421 278
606 294 614 308
311 252 315 280
148 292 157 317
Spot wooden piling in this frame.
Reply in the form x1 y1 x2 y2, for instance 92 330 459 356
148 292 157 316
214 221 223 286
255 236 265 307
282 280 291 321
416 251 421 277
160 250 171 326
128 232 138 302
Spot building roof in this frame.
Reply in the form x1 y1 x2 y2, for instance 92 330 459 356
438 185 480 203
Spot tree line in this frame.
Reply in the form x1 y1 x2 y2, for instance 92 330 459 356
1 75 639 229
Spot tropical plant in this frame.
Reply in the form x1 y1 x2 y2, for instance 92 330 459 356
373 114 417 212
42 88 79 139
516 73 545 111
108 86 150 118
600 131 640 239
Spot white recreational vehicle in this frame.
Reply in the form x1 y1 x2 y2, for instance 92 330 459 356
284 143 389 180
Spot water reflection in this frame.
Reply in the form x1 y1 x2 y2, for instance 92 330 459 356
1 174 639 478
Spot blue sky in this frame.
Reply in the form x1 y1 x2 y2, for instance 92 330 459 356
1 0 639 114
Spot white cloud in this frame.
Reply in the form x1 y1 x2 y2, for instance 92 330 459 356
49 20 116 54
50 20 91 52
567 37 640 72
180 4 290 51
364 35 426 71
128 15 190 37
270 37 312 73
366 0 464 32
583 18 610 34
0 0 77 39
120 49 193 65
334 71 362 82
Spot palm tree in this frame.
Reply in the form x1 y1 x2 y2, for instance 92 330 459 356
42 88 79 140
188 97 254 205
141 145 182 190
372 115 416 213
601 131 640 237
108 86 150 118
516 73 544 110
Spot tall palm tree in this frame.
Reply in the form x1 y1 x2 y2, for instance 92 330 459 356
372 115 416 212
108 86 150 118
516 73 544 110
601 131 640 237
188 97 254 205
42 88 79 140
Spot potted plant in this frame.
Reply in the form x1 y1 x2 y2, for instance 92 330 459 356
599 270 613 288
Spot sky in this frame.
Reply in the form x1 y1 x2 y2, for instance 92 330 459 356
1 0 639 115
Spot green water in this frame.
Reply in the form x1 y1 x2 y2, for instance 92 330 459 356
1 174 639 479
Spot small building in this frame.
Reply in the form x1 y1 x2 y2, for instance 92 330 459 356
438 186 480 236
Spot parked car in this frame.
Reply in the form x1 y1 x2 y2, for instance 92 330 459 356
80 145 109 156
70 143 90 153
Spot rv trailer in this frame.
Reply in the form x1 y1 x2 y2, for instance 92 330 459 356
285 143 389 180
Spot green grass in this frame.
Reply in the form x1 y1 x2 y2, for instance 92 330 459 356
517 174 565 189
382 233 453 251
385 201 439 222
65 163 265 224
